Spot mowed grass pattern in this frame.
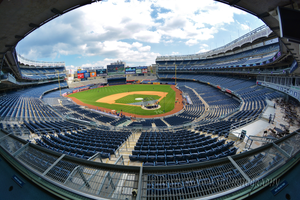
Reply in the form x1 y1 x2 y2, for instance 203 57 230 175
68 84 175 115
115 94 161 104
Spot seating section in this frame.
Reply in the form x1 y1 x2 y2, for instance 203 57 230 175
146 166 243 198
145 152 274 198
1 123 30 136
158 74 284 127
127 119 167 127
60 104 119 124
17 143 76 183
20 66 66 81
130 130 237 166
157 43 279 71
163 116 192 126
24 120 86 135
0 82 68 120
195 121 232 137
110 117 129 126
36 129 132 159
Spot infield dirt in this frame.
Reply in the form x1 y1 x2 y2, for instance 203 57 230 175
96 91 168 106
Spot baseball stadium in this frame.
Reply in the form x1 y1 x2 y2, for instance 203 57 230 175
0 1 300 200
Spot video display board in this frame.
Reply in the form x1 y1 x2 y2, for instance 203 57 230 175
125 67 136 74
96 69 107 76
77 73 84 79
90 72 97 77
136 66 147 74
107 64 125 75
136 68 141 74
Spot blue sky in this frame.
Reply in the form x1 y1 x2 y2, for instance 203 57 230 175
16 0 264 71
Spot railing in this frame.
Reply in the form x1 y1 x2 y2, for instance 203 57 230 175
0 129 299 199
245 135 277 150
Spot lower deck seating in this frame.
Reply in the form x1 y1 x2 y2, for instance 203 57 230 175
36 129 132 159
130 130 237 165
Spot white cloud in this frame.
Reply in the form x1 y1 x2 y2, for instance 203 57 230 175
154 0 245 41
185 39 199 46
241 23 250 31
196 44 210 54
162 39 174 43
17 0 254 67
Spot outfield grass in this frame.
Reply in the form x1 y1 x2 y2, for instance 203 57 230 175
68 84 175 115
115 94 160 104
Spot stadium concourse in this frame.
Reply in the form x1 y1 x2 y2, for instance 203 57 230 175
1 0 300 199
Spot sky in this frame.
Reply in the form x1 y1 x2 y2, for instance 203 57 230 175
16 0 265 71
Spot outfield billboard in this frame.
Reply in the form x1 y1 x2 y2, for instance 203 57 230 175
77 70 87 74
96 69 107 76
84 72 90 78
107 64 125 75
90 72 97 77
125 67 136 74
77 73 84 79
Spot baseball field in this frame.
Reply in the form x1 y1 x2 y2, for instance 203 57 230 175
67 84 177 116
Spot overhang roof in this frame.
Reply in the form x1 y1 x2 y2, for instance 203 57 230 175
0 0 96 58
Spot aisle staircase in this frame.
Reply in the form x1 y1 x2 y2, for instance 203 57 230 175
108 131 142 166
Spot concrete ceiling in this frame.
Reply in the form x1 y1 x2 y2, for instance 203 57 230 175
0 0 96 59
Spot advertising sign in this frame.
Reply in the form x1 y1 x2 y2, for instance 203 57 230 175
136 66 147 74
125 67 136 74
84 72 90 78
136 68 142 74
90 72 97 77
77 73 84 79
96 69 107 76
77 70 87 74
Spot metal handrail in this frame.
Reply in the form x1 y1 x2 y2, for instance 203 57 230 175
0 128 299 199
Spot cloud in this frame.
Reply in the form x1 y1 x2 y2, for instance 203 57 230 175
241 23 250 31
196 44 210 54
17 0 252 67
185 39 199 46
